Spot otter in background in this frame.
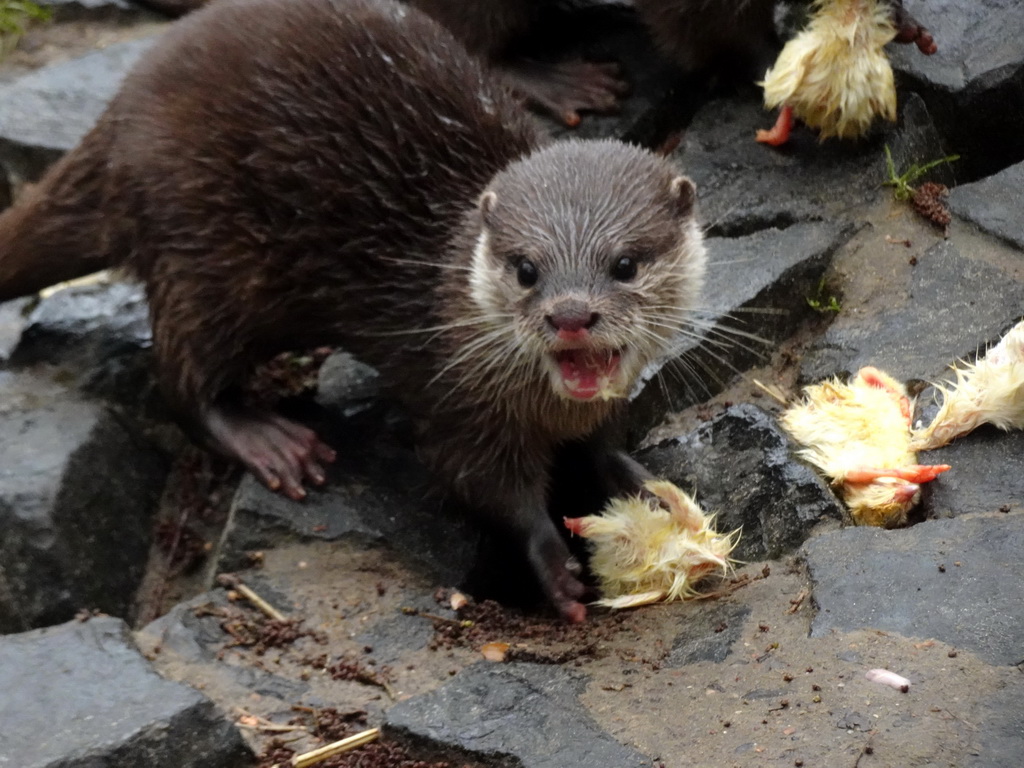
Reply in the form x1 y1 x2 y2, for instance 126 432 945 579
128 0 935 126
0 0 707 621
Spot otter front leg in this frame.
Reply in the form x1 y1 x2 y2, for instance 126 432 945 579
521 504 588 623
203 400 336 500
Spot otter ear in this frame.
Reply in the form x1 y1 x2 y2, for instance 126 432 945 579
478 190 498 228
668 176 696 219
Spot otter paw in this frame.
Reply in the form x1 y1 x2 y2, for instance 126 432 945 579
503 58 629 127
205 406 336 500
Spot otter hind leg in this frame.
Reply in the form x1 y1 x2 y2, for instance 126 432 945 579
203 402 336 500
150 265 336 500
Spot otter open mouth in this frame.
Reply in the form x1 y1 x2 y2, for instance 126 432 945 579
553 349 622 400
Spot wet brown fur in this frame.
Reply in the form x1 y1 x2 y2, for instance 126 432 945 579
0 0 705 618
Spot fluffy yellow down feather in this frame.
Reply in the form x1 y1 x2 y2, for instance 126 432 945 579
564 480 738 609
911 319 1024 451
780 367 949 528
762 0 897 140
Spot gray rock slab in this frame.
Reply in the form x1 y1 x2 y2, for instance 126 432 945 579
801 240 1024 382
0 369 168 632
0 617 250 768
9 280 155 403
916 424 1024 519
386 663 650 768
967 676 1024 768
804 515 1024 665
40 0 142 19
315 351 381 418
638 404 844 562
628 221 853 440
216 404 478 584
672 93 950 235
0 36 158 182
0 297 30 361
890 0 1024 180
949 160 1024 250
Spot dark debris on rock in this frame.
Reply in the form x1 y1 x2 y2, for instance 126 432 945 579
386 663 650 768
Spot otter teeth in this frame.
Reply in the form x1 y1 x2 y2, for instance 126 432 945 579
554 349 622 400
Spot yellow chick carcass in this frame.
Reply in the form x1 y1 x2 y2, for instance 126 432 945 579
911 320 1024 451
780 366 950 528
757 0 897 145
563 480 738 609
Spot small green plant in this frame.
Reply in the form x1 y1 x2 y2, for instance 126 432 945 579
0 0 52 60
882 144 960 201
806 277 841 313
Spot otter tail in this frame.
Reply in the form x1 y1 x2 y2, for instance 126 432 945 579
0 122 125 302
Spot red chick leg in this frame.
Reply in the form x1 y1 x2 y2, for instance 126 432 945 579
563 516 588 536
756 104 794 146
844 464 951 484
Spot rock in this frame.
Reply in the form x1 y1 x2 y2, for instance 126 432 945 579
138 591 313 704
40 0 147 20
0 297 30 362
215 405 477 584
949 160 1024 250
637 404 844 562
804 515 1024 666
0 36 159 183
386 663 649 768
800 239 1024 383
628 221 853 440
890 0 1024 181
8 279 155 403
671 92 949 235
0 369 168 632
968 676 1024 768
315 351 381 417
0 616 251 767
916 425 1024 519
665 600 751 666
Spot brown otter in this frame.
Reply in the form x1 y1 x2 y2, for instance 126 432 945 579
0 0 706 621
127 1 935 125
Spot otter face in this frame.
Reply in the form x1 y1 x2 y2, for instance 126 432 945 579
467 140 707 403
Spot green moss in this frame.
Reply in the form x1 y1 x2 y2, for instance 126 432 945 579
0 0 52 60
882 144 960 202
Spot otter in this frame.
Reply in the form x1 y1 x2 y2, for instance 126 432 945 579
128 1 936 125
0 0 707 621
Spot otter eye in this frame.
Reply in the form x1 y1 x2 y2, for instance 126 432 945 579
517 259 539 288
611 255 638 282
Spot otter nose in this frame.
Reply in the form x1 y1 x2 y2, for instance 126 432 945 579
546 300 599 336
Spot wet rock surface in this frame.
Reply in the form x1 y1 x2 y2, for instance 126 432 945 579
0 368 167 632
386 663 650 768
638 404 844 562
804 515 1024 666
890 0 1024 180
670 92 949 235
800 238 1024 382
949 159 1024 250
0 35 158 182
1 1 1023 766
0 616 251 768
